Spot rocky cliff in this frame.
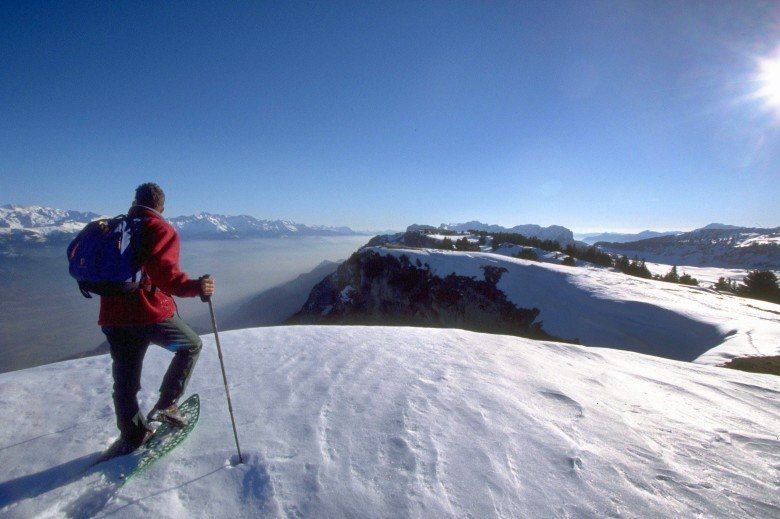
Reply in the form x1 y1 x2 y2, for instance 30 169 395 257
290 249 566 341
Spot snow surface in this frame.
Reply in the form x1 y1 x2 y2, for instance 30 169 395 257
0 326 777 518
366 247 780 365
737 235 780 247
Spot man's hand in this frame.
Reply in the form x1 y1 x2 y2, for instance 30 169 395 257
200 275 215 300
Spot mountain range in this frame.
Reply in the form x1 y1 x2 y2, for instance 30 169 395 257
167 213 358 239
576 229 682 244
0 204 360 250
2 206 778 269
597 225 780 269
576 224 755 245
407 220 779 269
408 221 576 245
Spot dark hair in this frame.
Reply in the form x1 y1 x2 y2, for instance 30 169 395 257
134 183 165 210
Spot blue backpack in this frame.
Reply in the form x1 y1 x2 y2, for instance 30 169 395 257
67 215 145 298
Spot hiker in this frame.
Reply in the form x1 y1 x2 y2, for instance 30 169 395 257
99 183 215 456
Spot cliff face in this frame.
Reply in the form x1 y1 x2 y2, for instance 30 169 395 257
290 250 564 341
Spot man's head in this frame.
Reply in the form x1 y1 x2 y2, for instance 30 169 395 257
134 183 165 213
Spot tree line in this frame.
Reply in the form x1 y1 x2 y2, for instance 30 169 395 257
472 230 710 286
714 270 780 303
420 230 779 303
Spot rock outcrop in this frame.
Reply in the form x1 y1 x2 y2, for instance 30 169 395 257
290 250 566 341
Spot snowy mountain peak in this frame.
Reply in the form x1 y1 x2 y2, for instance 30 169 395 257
168 213 350 238
0 204 102 230
0 205 360 248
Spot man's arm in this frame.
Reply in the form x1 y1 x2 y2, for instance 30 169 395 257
143 221 203 298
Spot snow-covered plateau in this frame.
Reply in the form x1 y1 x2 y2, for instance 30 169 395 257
0 326 778 518
349 247 779 365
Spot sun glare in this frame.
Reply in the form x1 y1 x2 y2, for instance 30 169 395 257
755 52 780 114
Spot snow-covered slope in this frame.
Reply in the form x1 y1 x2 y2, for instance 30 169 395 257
362 247 780 365
0 326 777 518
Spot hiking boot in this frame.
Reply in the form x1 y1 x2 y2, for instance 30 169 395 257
147 404 188 428
103 426 155 459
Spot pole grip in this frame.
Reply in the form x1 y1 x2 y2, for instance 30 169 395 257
199 274 211 302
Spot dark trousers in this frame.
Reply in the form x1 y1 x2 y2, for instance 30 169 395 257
102 315 202 442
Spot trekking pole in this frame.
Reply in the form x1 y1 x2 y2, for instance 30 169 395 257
201 275 243 465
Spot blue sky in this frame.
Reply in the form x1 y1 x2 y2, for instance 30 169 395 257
1 1 779 232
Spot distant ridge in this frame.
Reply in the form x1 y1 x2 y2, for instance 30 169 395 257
578 229 682 245
699 223 744 230
408 221 576 245
0 205 361 250
597 224 780 269
169 213 359 239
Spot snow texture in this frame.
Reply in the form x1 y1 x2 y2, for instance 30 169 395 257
365 247 780 365
0 326 778 518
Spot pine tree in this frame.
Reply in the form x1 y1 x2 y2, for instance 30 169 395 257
516 248 539 261
615 255 630 272
454 237 478 251
714 277 735 292
629 257 652 279
740 270 780 302
662 266 680 283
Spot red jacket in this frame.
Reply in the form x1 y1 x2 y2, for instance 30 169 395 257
99 206 202 327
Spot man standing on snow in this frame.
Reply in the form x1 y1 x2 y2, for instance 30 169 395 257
100 183 215 456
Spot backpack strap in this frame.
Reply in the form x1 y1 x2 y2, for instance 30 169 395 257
78 282 93 299
129 214 158 295
129 215 141 283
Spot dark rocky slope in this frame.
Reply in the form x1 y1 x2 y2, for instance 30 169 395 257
290 250 569 342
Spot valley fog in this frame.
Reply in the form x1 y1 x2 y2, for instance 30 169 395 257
0 235 368 373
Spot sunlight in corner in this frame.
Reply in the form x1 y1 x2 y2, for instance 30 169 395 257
754 47 780 116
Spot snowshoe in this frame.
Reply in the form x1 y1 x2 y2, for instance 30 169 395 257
147 403 188 427
99 426 155 461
